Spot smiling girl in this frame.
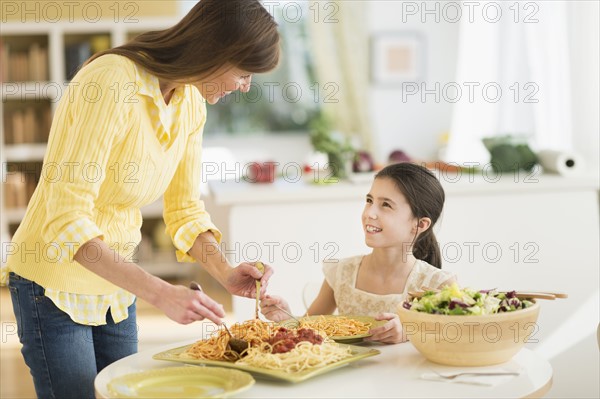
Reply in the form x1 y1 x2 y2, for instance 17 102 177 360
261 163 457 343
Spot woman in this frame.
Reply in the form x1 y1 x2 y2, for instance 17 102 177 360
3 1 280 397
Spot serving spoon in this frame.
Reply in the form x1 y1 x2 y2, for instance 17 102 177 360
189 281 249 353
222 323 249 354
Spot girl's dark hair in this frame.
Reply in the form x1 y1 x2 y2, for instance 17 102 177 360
87 0 280 81
375 163 445 268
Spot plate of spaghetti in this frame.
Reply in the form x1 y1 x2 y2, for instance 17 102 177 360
288 315 386 344
152 319 380 383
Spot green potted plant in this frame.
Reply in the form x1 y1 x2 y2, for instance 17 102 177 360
309 113 354 179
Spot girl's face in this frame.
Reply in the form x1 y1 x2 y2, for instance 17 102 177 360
362 177 418 250
193 66 253 104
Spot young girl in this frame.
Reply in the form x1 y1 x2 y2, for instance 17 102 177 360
261 163 457 344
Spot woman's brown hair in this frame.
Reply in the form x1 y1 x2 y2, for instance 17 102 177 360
375 163 445 268
87 0 280 81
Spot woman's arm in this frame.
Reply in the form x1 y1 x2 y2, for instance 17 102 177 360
74 237 225 324
187 230 273 298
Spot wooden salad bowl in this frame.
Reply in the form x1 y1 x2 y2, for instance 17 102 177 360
397 301 540 366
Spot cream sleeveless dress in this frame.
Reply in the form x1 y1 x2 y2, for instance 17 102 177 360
323 255 456 316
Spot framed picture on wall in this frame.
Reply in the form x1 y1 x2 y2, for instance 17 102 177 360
371 32 425 85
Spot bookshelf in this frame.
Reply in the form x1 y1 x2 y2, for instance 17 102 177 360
1 19 192 278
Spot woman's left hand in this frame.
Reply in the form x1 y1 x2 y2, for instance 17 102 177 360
224 262 274 298
366 313 408 344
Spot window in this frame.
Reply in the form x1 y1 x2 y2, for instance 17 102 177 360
203 1 319 135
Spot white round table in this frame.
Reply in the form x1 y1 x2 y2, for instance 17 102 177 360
95 341 552 398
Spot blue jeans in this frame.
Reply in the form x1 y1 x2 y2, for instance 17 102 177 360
8 272 138 398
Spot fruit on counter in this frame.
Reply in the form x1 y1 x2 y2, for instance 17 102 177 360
247 162 276 183
352 151 375 173
388 149 411 164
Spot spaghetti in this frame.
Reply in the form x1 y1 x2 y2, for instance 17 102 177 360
236 341 352 373
181 330 239 361
299 316 371 337
181 319 354 372
229 318 272 346
182 319 273 361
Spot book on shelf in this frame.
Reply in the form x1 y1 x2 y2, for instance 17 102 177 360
3 172 28 209
0 40 9 83
22 108 36 143
1 40 49 82
41 106 52 141
4 105 53 144
65 41 91 81
28 43 49 81
11 110 25 144
9 52 27 82
65 35 110 80
26 176 38 202
3 111 12 144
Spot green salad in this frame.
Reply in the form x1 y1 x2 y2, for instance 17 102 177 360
403 284 534 315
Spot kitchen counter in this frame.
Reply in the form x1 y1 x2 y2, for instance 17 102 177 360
207 173 599 205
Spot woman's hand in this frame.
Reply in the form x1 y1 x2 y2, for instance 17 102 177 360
224 262 274 298
260 295 293 322
366 313 408 344
155 284 225 325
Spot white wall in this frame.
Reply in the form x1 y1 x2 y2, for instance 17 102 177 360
569 1 600 175
204 133 312 166
368 1 459 162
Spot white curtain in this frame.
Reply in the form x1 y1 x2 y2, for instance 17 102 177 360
446 1 572 164
308 1 374 153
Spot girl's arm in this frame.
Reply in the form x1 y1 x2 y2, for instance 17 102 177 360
368 313 407 344
261 279 337 321
306 280 337 316
370 275 458 344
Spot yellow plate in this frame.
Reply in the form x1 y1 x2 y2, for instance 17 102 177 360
280 315 387 344
153 343 380 383
107 366 255 398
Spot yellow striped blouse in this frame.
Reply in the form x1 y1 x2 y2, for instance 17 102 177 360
2 54 221 325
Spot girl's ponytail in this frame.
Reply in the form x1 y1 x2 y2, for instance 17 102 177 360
413 230 441 269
